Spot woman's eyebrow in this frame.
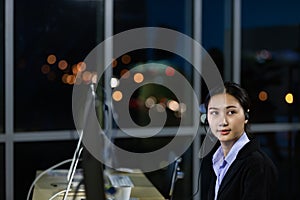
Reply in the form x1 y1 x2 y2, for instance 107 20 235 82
226 105 238 109
208 107 219 110
208 105 238 110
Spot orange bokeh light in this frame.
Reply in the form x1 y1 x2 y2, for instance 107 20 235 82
58 60 68 70
133 73 144 83
112 59 118 68
121 54 131 64
120 69 130 79
62 74 68 84
82 71 92 82
77 62 87 72
258 91 268 101
41 64 50 74
165 66 175 76
47 54 57 65
112 90 123 101
72 64 78 74
66 75 76 85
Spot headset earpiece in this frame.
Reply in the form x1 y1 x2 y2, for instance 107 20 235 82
200 113 207 125
199 104 208 125
245 110 250 120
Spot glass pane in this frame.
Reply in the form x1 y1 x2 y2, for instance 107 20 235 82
201 0 232 100
0 144 4 200
14 0 104 132
257 130 300 199
202 0 226 70
14 141 77 200
241 0 300 123
0 0 4 133
109 0 194 131
114 0 192 36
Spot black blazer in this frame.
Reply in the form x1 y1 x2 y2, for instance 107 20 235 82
200 138 278 200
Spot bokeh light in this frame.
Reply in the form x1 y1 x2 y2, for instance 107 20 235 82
179 103 187 113
91 73 98 84
66 75 76 85
165 66 175 76
41 64 51 74
121 54 131 64
82 71 92 83
72 64 79 74
120 69 130 79
258 91 268 101
112 59 118 68
133 72 144 83
62 74 68 84
145 96 157 108
285 93 293 104
110 77 120 88
58 60 68 70
47 54 57 65
77 62 86 72
167 100 179 111
112 90 123 102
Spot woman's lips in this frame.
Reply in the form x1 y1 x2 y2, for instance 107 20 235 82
218 129 231 135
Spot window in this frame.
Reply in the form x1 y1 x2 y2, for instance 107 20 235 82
242 1 300 198
257 130 300 199
114 0 192 36
0 144 4 200
202 0 227 74
0 0 4 133
109 0 195 132
14 141 77 200
14 0 104 132
201 0 233 101
241 0 300 123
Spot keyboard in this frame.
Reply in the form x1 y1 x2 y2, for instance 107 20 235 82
107 174 134 187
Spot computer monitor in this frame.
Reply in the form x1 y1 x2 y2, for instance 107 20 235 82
82 147 106 200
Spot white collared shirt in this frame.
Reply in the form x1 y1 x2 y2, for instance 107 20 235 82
212 132 250 200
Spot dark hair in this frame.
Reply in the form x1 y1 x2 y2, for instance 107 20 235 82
204 81 251 133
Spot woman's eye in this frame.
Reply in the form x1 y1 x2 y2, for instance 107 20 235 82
210 111 218 115
228 110 236 115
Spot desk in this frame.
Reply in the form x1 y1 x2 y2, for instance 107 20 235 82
32 169 165 200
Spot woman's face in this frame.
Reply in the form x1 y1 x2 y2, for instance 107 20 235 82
207 93 248 143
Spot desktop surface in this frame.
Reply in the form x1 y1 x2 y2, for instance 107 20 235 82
32 169 165 200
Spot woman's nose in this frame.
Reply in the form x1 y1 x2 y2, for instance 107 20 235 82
219 115 228 126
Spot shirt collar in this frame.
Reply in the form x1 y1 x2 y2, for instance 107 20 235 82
212 132 250 167
225 132 250 165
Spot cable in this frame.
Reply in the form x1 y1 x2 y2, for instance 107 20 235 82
67 131 83 181
62 83 97 199
63 147 84 200
26 159 73 200
72 178 85 200
49 189 67 200
190 159 203 199
68 83 96 181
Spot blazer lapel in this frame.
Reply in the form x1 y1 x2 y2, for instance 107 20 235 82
216 138 259 198
217 159 243 197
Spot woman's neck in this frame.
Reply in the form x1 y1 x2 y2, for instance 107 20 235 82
220 142 235 157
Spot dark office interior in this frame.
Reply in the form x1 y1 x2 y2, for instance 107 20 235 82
1 0 300 199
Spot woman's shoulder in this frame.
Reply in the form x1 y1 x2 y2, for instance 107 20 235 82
240 138 278 172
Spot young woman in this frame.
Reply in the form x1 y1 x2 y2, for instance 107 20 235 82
200 82 278 200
